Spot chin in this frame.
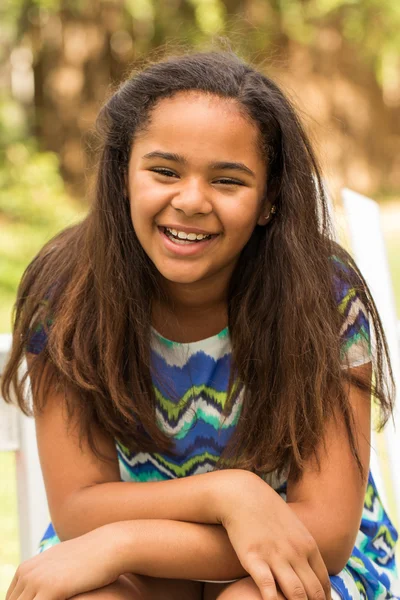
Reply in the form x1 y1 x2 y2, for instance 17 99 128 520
159 269 205 285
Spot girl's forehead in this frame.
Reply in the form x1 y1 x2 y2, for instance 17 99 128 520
153 90 239 110
132 91 264 164
146 90 253 129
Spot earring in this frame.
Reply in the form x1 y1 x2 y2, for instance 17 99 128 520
264 205 277 220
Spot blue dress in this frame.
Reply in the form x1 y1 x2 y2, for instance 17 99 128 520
28 255 399 599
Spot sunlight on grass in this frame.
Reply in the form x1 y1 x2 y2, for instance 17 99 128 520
0 453 20 597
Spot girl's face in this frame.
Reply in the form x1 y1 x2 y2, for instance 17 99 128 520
127 91 269 291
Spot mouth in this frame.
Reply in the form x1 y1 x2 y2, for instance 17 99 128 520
160 226 218 244
157 226 220 256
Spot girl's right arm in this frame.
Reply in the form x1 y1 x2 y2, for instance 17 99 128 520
33 372 242 538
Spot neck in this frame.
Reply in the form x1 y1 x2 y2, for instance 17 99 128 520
152 275 230 343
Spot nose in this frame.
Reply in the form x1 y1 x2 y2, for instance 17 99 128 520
170 177 213 217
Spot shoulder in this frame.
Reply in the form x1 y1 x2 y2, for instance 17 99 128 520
22 226 81 355
26 298 54 355
328 246 371 368
328 246 369 314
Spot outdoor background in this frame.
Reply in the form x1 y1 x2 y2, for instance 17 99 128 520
1 0 400 596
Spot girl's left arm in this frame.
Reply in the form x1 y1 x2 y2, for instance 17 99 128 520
286 361 372 574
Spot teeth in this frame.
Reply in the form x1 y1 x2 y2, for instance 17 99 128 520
165 227 211 241
169 238 195 245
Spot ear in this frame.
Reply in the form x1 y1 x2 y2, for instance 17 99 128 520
257 178 278 226
257 200 272 226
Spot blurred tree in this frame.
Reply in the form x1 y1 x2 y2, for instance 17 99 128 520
1 0 399 198
0 0 85 330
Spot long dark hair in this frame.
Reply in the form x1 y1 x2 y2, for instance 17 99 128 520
1 50 395 482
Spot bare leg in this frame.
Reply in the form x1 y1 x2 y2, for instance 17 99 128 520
204 579 340 600
203 577 268 600
72 573 203 599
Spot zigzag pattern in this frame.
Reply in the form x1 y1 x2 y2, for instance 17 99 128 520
117 431 231 465
116 342 244 481
151 352 233 398
117 448 221 479
358 479 398 572
332 255 371 368
154 390 243 435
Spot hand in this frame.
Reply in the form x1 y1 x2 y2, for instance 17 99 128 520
219 471 331 600
6 524 124 600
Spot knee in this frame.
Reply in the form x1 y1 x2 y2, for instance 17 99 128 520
219 577 263 599
236 578 263 599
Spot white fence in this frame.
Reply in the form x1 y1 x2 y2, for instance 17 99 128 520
0 188 400 565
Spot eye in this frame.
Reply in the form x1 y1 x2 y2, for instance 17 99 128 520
215 178 244 186
149 167 178 178
149 168 244 186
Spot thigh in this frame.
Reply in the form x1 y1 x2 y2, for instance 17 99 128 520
72 573 203 599
203 577 263 600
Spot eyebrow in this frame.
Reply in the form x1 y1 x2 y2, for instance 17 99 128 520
142 151 256 178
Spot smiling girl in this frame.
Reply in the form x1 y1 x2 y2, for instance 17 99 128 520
2 50 398 600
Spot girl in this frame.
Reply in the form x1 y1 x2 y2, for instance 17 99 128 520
2 50 399 600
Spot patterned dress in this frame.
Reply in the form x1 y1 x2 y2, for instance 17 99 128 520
29 255 399 599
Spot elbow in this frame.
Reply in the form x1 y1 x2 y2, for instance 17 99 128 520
323 531 358 575
50 487 92 541
326 556 350 576
51 506 78 542
288 501 360 576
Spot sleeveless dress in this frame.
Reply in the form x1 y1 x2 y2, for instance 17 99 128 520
28 255 399 599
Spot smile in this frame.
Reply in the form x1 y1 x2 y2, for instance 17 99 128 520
158 226 220 256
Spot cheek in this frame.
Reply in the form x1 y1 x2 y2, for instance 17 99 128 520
129 176 167 222
220 199 260 239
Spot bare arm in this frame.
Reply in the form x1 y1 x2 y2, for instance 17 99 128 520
33 372 253 581
56 470 247 538
287 363 372 573
112 519 247 582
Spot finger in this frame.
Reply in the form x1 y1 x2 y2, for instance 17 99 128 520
14 591 36 600
293 561 328 600
248 560 279 600
7 578 24 600
271 564 307 600
8 578 36 600
5 571 18 600
308 549 331 600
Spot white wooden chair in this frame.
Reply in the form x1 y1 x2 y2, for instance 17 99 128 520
0 336 49 561
340 189 400 534
0 188 400 572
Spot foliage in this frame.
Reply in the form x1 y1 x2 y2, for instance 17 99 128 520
0 98 84 332
2 0 400 84
295 0 400 83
